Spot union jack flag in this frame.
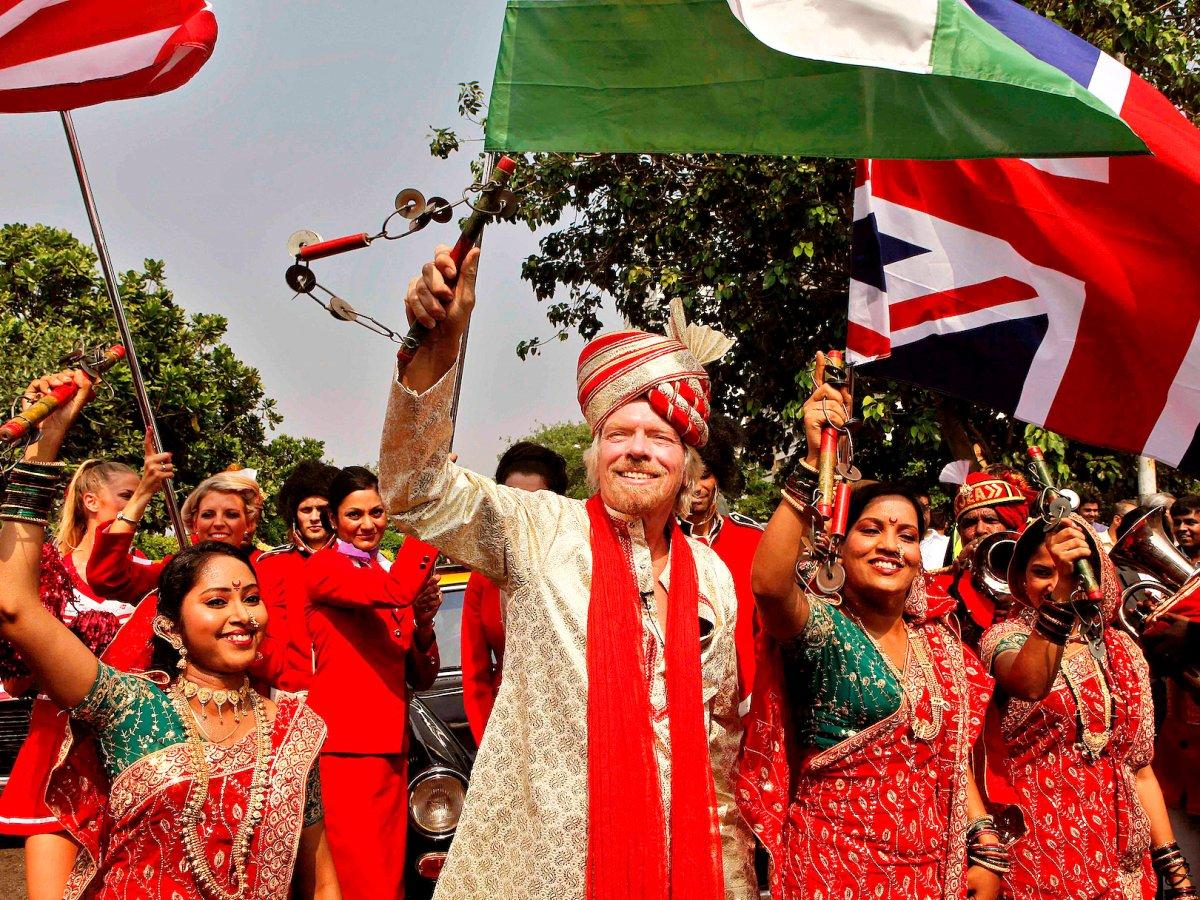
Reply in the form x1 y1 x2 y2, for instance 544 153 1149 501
0 0 216 113
848 0 1200 469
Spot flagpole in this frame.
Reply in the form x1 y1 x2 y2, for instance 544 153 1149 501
59 110 189 546
447 151 496 449
1137 455 1157 504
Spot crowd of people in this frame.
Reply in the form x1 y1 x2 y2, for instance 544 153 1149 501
0 245 1194 899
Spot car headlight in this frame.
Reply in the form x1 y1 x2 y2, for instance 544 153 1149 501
409 769 466 837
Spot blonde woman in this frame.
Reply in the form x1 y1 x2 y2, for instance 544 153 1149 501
87 452 265 603
55 459 142 631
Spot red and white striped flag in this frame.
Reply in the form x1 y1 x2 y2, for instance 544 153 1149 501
0 0 216 113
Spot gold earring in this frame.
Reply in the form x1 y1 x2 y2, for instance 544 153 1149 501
153 615 187 670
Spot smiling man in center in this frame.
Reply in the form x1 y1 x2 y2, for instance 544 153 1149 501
378 245 755 900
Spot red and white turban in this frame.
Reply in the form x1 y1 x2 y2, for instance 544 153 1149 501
577 298 733 448
954 469 1036 531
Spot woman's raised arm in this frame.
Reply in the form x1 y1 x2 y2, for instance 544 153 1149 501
0 370 101 709
752 352 851 640
992 521 1092 701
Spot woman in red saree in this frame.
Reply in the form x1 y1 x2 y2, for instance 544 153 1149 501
3 446 287 896
739 358 999 899
980 516 1196 899
0 369 340 899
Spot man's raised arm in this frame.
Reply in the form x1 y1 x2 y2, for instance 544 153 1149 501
377 247 552 590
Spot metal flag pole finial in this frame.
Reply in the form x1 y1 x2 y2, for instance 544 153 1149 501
59 110 189 546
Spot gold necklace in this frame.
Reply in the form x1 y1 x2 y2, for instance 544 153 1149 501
178 677 252 723
846 613 945 741
170 681 271 900
905 630 946 742
1061 647 1114 761
187 704 241 745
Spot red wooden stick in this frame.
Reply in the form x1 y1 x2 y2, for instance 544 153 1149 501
396 156 518 377
297 232 371 261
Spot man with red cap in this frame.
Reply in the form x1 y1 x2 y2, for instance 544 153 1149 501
378 246 755 899
931 467 1036 650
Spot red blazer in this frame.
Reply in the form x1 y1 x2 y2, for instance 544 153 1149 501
254 544 327 693
305 541 440 755
700 514 762 712
86 522 165 604
461 572 505 743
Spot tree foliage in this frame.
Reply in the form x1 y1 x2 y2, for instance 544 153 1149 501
432 2 1200 508
0 224 326 539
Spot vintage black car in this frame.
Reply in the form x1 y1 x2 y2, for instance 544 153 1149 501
405 565 477 898
0 696 32 795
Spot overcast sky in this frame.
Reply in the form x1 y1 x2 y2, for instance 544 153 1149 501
0 1 604 475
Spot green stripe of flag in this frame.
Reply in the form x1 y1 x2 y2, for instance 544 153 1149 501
484 0 1144 159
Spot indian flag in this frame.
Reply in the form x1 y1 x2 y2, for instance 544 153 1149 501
484 0 1144 159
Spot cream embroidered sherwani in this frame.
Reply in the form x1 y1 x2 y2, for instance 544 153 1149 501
379 364 755 900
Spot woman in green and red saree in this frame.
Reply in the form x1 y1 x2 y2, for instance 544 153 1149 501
0 369 339 900
738 357 1001 899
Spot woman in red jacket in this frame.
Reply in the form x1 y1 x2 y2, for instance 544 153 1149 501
461 441 567 744
86 455 265 604
305 466 442 900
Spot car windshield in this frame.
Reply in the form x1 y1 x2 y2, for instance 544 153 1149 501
435 582 465 669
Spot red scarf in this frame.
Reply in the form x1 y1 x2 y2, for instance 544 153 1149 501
585 495 724 900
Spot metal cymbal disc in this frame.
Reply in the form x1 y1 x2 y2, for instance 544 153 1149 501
424 196 453 224
1047 495 1072 525
395 188 427 220
492 188 518 219
814 561 846 595
286 229 322 257
285 264 317 294
328 296 358 322
836 462 862 482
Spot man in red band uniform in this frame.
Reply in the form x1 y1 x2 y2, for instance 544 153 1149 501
679 418 761 716
930 467 1036 651
254 460 339 692
380 247 754 899
461 442 568 744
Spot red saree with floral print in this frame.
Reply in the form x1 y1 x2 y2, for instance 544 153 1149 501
980 554 1156 900
738 576 992 900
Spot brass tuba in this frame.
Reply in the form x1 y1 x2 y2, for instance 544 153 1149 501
961 530 1020 613
1110 503 1200 699
1111 503 1200 636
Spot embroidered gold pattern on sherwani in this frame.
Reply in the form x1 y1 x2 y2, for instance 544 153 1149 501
379 365 755 900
